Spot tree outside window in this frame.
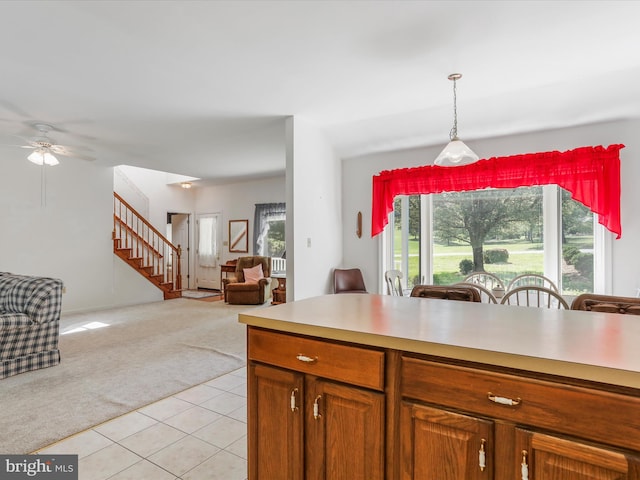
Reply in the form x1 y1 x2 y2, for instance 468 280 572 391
391 186 594 295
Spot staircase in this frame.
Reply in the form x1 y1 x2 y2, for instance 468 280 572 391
113 192 182 299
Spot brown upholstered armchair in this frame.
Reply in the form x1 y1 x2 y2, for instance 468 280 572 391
571 293 640 315
222 256 273 305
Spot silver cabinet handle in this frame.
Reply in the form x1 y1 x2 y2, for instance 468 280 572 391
290 388 299 412
521 450 529 480
479 439 486 471
487 392 521 406
296 354 318 364
313 395 322 420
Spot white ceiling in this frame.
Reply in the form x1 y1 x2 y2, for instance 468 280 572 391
2 1 640 184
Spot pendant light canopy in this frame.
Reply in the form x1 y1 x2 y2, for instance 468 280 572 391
434 73 479 167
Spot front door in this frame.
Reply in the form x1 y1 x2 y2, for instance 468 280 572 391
196 213 222 290
171 214 190 290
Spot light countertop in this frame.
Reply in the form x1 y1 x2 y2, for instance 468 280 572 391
239 294 640 389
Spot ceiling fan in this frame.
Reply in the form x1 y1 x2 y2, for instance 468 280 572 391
3 123 96 206
10 123 95 165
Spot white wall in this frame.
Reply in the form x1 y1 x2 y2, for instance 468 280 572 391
0 151 164 312
342 119 639 296
287 117 342 300
195 176 286 266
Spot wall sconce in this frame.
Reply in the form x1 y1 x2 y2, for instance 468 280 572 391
180 182 192 189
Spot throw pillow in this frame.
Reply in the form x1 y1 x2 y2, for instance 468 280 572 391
244 264 264 284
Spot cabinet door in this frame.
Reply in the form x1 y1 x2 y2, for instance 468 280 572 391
305 378 385 480
515 428 640 480
249 363 304 480
401 402 493 480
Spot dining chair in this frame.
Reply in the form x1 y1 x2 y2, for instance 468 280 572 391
384 270 404 296
570 293 640 315
507 273 559 293
454 282 498 304
500 285 569 309
333 268 368 294
410 285 481 302
463 272 504 291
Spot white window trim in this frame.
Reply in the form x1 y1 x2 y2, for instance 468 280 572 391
382 187 610 295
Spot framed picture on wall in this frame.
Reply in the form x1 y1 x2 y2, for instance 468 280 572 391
229 219 249 253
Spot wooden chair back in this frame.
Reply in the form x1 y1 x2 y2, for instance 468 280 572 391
384 270 404 296
500 286 569 309
507 273 559 293
463 272 504 291
454 282 498 304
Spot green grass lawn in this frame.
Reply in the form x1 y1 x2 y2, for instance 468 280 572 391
394 233 592 289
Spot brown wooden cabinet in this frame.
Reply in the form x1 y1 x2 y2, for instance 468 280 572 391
249 363 304 480
400 402 493 479
247 327 385 480
247 326 640 480
514 429 639 480
400 356 640 480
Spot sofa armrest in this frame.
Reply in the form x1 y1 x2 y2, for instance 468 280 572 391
0 313 33 330
222 276 239 287
0 275 63 324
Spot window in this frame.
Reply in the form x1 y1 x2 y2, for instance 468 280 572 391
387 185 601 296
253 203 286 257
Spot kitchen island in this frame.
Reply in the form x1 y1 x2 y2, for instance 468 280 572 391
239 294 640 480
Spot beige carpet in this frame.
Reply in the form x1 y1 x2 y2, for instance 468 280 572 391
0 298 257 454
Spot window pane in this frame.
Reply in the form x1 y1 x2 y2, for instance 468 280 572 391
393 196 421 290
432 187 543 286
561 188 594 295
390 184 600 296
264 219 286 258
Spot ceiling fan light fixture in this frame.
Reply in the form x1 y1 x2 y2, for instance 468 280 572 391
434 73 479 167
28 148 59 166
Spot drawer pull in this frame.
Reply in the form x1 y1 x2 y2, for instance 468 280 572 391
296 354 318 364
290 388 299 412
313 395 322 420
478 439 486 471
488 392 521 406
521 450 529 480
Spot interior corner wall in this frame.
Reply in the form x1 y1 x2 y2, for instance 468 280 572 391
342 119 638 296
287 116 342 300
0 154 163 313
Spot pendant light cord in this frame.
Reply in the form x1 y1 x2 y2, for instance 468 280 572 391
450 76 458 141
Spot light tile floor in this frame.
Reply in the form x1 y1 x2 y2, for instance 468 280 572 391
36 367 248 480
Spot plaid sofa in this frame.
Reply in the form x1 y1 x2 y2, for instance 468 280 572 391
0 272 63 379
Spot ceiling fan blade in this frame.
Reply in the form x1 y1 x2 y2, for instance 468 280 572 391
51 147 96 162
0 144 34 149
65 153 96 162
50 143 93 153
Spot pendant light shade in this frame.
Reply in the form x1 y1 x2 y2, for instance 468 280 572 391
434 138 479 166
434 73 479 167
28 148 59 166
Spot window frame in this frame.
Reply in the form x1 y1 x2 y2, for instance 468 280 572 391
381 185 611 296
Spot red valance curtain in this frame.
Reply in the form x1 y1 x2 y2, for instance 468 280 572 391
371 144 624 238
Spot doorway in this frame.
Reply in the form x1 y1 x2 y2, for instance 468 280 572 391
167 213 191 290
196 212 223 290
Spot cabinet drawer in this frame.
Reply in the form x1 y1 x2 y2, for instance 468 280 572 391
401 356 640 451
248 327 384 391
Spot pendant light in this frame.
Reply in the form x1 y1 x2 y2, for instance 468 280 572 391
434 73 479 166
27 147 59 166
